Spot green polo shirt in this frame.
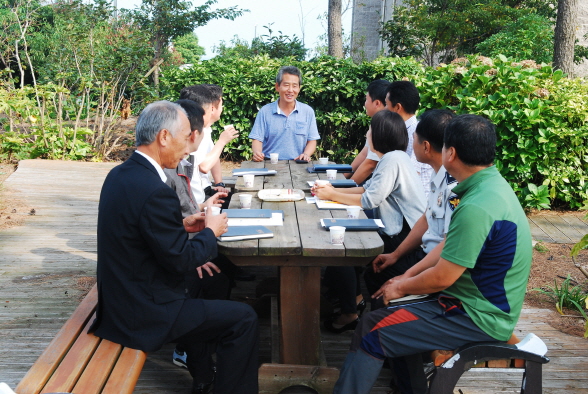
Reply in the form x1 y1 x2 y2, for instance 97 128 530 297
441 166 532 341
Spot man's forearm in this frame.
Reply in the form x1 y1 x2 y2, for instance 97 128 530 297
303 140 317 157
402 239 445 278
398 255 464 295
210 161 223 184
198 141 226 174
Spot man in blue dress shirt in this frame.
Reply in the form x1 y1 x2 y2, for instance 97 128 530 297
249 66 320 161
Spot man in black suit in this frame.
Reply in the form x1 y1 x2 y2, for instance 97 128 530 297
90 100 259 394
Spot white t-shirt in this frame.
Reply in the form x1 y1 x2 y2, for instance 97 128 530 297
190 127 215 204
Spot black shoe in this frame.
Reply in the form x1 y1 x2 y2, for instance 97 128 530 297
357 299 367 316
234 266 256 281
323 317 359 333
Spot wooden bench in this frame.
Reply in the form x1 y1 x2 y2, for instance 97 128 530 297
428 334 550 394
16 284 147 394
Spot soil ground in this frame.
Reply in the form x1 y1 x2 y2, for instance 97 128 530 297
0 127 586 339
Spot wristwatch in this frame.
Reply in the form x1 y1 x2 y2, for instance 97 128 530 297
214 182 226 188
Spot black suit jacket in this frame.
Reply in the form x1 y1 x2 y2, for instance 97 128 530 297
90 152 217 352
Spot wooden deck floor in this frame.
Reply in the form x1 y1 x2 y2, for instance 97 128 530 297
0 159 587 393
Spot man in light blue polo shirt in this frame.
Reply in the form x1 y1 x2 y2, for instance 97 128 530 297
249 66 320 161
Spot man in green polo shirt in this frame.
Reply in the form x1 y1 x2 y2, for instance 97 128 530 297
333 114 532 394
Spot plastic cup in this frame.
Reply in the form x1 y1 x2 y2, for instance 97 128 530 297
204 206 221 216
270 153 279 164
239 194 252 209
326 169 337 181
346 206 361 219
223 124 233 131
319 157 329 165
243 174 255 188
329 226 346 245
312 179 330 196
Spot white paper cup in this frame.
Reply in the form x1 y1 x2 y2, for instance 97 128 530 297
319 157 329 165
239 194 252 209
243 174 255 188
346 206 361 219
270 152 279 164
326 169 337 180
223 124 233 131
204 206 221 216
329 226 346 245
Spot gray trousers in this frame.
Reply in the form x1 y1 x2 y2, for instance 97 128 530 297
333 295 497 394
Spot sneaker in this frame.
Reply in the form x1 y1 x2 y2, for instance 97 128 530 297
172 348 188 368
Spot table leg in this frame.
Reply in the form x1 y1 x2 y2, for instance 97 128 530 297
279 266 321 365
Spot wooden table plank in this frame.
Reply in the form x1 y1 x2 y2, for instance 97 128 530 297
234 161 264 191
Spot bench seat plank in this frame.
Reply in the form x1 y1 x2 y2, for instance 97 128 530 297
102 347 148 394
41 316 100 393
16 286 98 394
73 339 123 394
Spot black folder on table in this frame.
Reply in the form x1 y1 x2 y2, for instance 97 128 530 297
217 226 274 242
306 164 353 173
321 218 381 231
329 180 358 188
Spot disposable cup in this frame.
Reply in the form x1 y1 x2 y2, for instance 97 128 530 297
204 206 221 216
243 174 255 188
346 206 361 219
319 157 329 165
326 169 337 180
329 226 346 245
270 153 279 164
315 179 330 187
223 124 233 131
239 194 252 209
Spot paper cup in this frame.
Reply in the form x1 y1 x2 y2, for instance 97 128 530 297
329 226 346 245
243 174 255 188
346 206 361 219
204 206 221 216
319 157 329 165
239 194 252 209
270 153 279 164
223 124 233 131
326 169 337 180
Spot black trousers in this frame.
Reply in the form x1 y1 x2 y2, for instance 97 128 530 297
172 299 259 393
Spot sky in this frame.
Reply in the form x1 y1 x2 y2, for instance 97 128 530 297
115 0 352 59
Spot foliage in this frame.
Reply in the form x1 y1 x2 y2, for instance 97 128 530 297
129 0 245 84
534 276 588 323
524 183 551 210
173 32 205 64
476 14 553 64
379 0 556 66
213 25 307 61
571 212 588 256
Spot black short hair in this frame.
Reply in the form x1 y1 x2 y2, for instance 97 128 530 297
175 99 205 133
179 85 214 106
203 84 223 104
276 66 302 85
443 114 496 166
387 80 420 115
371 110 408 154
366 79 390 105
415 109 455 152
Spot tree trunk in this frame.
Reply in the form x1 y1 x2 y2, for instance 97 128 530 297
328 0 343 58
553 0 579 76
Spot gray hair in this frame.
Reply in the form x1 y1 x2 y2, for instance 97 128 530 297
276 66 302 85
135 101 187 146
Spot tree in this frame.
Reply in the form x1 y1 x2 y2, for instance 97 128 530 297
173 32 205 64
553 0 579 75
328 0 343 58
379 0 553 66
131 0 246 86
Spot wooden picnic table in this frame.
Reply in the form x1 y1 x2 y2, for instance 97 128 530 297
218 160 384 392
